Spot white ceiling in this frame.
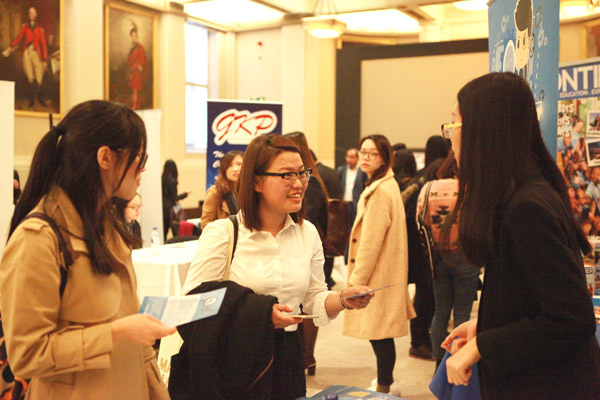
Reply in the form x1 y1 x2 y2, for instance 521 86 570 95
167 0 600 38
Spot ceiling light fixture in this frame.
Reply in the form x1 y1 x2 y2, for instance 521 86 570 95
302 0 346 39
453 0 488 11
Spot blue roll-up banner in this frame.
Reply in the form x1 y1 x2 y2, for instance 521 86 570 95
206 100 283 190
488 0 560 156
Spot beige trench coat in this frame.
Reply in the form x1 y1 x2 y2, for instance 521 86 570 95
0 188 169 400
343 169 416 340
200 186 232 230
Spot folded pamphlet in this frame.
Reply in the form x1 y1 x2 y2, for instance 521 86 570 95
139 288 226 327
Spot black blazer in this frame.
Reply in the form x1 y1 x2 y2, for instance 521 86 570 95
316 162 342 199
476 179 600 399
169 281 278 400
337 165 367 226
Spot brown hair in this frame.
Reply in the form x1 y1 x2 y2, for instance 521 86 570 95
359 134 393 185
215 150 243 196
283 131 329 202
237 135 305 231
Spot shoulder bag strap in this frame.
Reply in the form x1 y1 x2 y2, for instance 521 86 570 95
223 214 239 281
22 212 73 297
417 183 435 277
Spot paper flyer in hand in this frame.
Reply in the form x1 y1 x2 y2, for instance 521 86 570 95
139 287 226 327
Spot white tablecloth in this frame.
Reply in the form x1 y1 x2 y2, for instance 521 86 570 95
132 240 197 301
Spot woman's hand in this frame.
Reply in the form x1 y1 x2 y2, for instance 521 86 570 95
445 336 481 386
441 318 477 352
111 314 176 347
271 304 303 329
341 286 374 310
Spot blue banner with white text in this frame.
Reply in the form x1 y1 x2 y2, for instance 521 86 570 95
206 100 282 190
488 0 560 156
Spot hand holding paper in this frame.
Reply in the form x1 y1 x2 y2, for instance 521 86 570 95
138 287 226 327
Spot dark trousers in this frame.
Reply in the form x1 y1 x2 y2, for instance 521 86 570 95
410 271 434 349
369 338 395 386
323 256 335 289
272 330 306 400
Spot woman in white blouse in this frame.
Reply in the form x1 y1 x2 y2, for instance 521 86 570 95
183 134 373 400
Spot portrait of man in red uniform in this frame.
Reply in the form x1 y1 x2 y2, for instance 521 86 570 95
0 1 61 113
106 4 155 110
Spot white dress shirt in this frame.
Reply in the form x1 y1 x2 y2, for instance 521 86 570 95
344 166 358 202
182 213 334 331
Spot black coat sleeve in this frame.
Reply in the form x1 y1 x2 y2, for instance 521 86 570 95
476 197 597 376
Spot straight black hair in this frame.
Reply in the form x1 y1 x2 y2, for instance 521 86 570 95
10 100 147 275
453 72 590 266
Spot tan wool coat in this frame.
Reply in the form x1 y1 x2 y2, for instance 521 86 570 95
0 188 169 400
343 169 416 340
200 185 232 230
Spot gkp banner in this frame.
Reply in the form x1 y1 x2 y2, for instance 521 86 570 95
206 100 283 190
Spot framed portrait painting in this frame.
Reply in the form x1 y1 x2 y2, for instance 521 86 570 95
0 0 63 116
105 2 156 110
584 19 600 59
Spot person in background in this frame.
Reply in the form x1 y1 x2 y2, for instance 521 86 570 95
114 193 143 249
344 134 416 395
1 100 174 399
310 149 342 199
200 150 243 230
182 134 373 400
161 159 190 240
13 170 21 205
310 148 342 289
442 72 600 399
393 149 435 362
392 142 407 156
417 152 479 370
423 135 450 169
285 132 330 376
337 148 367 227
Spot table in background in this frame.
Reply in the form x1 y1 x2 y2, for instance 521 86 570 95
132 240 197 301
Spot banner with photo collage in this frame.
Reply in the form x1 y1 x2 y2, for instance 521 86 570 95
488 0 560 155
206 100 283 190
558 58 600 296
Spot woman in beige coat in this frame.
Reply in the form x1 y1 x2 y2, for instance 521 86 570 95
1 100 175 400
343 134 416 395
200 150 243 230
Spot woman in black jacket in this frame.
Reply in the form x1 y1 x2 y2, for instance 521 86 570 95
161 159 189 239
441 72 600 399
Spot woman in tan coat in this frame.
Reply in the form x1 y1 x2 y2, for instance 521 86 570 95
200 150 243 230
1 100 175 400
343 134 416 395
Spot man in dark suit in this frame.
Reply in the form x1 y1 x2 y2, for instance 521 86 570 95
310 150 342 199
337 148 367 227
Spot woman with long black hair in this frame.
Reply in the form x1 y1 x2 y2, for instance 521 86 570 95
441 73 600 399
1 100 175 399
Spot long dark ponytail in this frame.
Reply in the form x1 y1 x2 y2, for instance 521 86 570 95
10 100 147 275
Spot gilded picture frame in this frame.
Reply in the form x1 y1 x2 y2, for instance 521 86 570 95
0 0 64 117
105 2 157 110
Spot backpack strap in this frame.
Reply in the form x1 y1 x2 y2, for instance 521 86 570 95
417 182 435 277
21 213 73 297
222 215 239 281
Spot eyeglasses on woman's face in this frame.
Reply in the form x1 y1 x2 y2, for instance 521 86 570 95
256 168 312 185
358 150 380 159
441 123 462 139
137 152 148 169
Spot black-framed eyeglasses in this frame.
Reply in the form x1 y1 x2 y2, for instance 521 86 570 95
138 153 148 169
257 168 312 184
